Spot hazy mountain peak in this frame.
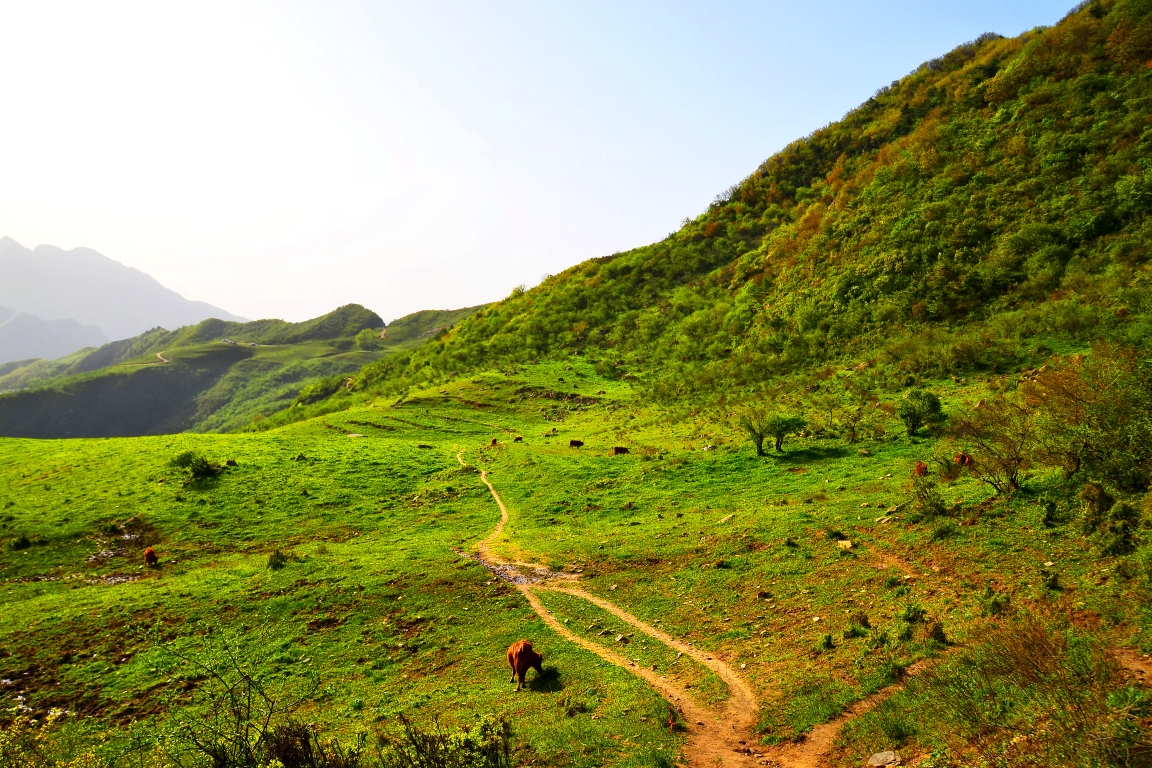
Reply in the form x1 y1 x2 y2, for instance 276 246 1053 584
0 238 245 340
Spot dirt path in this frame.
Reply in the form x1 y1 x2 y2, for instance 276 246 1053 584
458 452 765 767
156 350 170 363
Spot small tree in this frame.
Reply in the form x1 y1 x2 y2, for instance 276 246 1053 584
737 410 771 456
765 414 807 452
355 328 382 350
897 389 944 436
950 396 1034 494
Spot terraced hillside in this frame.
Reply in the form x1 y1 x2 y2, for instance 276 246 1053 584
1 360 1149 766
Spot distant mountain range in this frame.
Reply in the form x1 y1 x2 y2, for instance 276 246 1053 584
0 237 244 362
0 307 108 365
0 303 483 437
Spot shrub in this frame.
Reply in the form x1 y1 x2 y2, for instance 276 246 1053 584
900 604 927 624
355 328 381 351
268 550 290 570
1079 481 1115 533
736 409 806 454
981 587 1009 616
930 520 960 541
264 721 365 768
1026 344 1152 491
897 389 944 436
950 396 1035 494
1099 502 1141 556
843 616 1152 766
764 413 807 452
169 451 218 481
911 474 948 519
374 714 512 768
9 533 31 551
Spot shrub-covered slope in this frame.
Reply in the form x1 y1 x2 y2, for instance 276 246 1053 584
349 0 1152 403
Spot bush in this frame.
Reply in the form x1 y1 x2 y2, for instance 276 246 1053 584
1026 345 1152 491
900 604 927 624
374 714 512 768
268 550 290 570
169 451 218 480
930 520 960 541
9 533 31 551
1099 502 1141 556
897 389 944 436
981 587 1009 616
911 474 949 519
264 721 365 768
737 409 806 454
950 396 1035 494
355 328 382 351
843 616 1152 766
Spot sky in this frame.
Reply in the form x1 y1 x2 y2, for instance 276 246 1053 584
0 1 1075 324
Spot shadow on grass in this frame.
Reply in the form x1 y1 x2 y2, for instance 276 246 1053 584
769 445 850 463
528 666 564 693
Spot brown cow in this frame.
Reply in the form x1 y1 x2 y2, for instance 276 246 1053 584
507 639 543 691
954 452 973 467
513 435 523 442
569 440 584 449
490 438 498 447
613 446 629 455
144 547 159 568
912 461 928 477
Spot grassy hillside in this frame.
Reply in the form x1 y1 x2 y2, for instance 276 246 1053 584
323 0 1152 408
0 305 482 437
1 360 1149 767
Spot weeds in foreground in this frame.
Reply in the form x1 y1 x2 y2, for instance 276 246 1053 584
839 615 1152 766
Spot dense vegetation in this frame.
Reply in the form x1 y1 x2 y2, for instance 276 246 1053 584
322 0 1152 408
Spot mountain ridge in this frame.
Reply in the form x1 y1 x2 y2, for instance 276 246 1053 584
0 237 245 342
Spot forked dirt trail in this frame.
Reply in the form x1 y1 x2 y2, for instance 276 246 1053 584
458 452 766 767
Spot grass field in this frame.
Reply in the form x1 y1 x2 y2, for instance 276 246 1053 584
1 359 1149 766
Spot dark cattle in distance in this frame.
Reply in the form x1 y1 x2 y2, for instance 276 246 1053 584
613 446 629 455
490 438 498 447
144 547 159 568
569 440 584 448
514 435 523 442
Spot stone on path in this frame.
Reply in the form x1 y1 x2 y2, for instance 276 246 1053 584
867 751 901 766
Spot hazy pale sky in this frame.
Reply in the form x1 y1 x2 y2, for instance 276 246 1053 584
1 1 1073 323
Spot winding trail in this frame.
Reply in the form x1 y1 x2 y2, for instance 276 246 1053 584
156 350 170 363
457 450 936 767
458 451 766 767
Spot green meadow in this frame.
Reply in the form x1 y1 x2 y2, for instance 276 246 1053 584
3 359 1149 765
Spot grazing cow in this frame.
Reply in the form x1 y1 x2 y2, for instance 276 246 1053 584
514 435 523 442
507 639 543 691
954 452 973 467
912 461 928 477
144 547 159 568
569 440 584 449
491 438 498 447
613 446 629 455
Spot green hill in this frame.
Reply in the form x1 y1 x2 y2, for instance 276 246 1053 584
2 4 1152 767
330 0 1152 406
0 304 482 437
